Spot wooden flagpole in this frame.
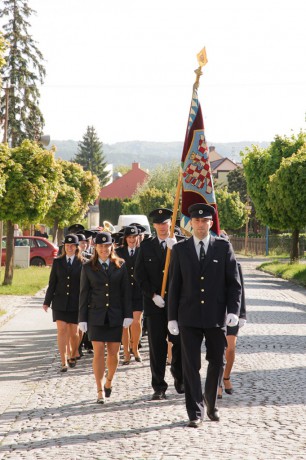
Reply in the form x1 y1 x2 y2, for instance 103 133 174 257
160 47 208 298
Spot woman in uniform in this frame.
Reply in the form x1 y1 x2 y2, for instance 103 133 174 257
78 232 133 404
43 234 83 372
116 226 143 364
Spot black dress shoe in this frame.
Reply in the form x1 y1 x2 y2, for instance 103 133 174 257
207 408 220 422
151 390 166 400
173 378 185 394
187 419 203 428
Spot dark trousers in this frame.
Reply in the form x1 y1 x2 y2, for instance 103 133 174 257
147 313 183 392
180 326 227 421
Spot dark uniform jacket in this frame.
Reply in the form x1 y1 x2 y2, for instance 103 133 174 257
168 236 242 328
134 237 168 316
78 260 132 327
115 246 142 306
44 256 83 311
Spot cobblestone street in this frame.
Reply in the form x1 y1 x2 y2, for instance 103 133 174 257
0 259 305 459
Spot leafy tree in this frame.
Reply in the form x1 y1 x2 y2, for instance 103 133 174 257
114 165 130 175
227 167 247 203
242 132 306 260
123 187 173 217
0 140 61 284
215 188 246 231
45 159 100 243
268 144 306 260
74 126 109 186
138 162 179 195
0 0 46 147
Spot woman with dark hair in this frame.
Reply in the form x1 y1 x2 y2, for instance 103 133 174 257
116 225 144 364
43 234 83 372
78 232 133 404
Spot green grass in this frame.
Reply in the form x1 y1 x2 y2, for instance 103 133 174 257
0 266 51 295
258 261 306 287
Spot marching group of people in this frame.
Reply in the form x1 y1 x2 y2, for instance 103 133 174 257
42 203 246 428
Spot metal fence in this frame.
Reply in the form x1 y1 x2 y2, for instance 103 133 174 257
230 236 305 256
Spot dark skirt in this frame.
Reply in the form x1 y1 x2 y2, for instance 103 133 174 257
132 303 144 312
52 309 78 324
226 324 239 337
88 324 123 342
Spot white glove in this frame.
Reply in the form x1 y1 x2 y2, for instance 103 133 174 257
123 318 133 328
78 322 88 333
166 236 177 250
152 294 165 308
226 313 239 327
168 320 179 335
239 318 247 328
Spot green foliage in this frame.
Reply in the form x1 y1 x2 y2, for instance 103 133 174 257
0 31 8 71
99 198 123 225
123 187 173 216
138 162 179 194
227 167 247 202
0 140 61 223
268 144 306 230
215 188 246 230
44 159 100 229
0 0 46 146
74 126 110 186
0 143 11 198
242 132 306 229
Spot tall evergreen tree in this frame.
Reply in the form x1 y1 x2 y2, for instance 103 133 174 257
0 0 45 147
74 126 110 186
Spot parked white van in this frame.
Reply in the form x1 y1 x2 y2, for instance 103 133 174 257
115 215 151 234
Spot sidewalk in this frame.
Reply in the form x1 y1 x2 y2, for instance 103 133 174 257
0 259 305 460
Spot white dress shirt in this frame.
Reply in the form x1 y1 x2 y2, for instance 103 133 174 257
193 235 210 260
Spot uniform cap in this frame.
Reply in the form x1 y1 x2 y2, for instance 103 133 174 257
123 225 139 236
67 223 85 233
63 234 79 245
188 203 215 219
149 208 173 224
95 232 113 245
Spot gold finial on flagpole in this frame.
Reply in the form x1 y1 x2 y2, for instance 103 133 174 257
194 47 208 90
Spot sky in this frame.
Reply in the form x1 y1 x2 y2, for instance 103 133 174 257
23 0 306 144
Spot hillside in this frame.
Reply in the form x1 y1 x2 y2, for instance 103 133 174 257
50 139 270 170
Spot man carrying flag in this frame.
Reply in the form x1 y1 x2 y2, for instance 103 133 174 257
167 50 241 427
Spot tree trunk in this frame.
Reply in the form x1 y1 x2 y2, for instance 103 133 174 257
52 218 59 245
3 220 14 285
57 228 64 247
290 229 299 263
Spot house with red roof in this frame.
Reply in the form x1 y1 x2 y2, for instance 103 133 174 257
98 162 149 200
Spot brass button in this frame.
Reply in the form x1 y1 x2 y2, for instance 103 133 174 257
201 300 204 304
67 276 70 279
67 293 69 295
201 289 204 292
105 283 108 286
131 282 134 286
106 303 109 307
67 285 70 287
131 274 134 277
106 293 109 296
201 276 204 280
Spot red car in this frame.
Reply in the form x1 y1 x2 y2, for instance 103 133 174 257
1 236 58 266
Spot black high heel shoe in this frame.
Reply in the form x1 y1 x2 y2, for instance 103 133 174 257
104 377 112 398
224 377 233 395
217 386 223 399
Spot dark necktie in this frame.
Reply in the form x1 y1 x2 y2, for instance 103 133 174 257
199 241 205 266
67 258 72 267
130 249 134 257
102 262 108 272
160 241 166 252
